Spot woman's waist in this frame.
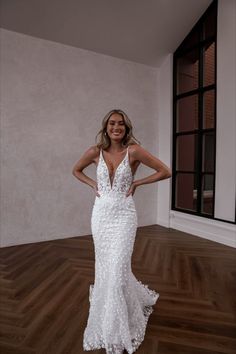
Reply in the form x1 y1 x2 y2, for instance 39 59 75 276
96 191 133 200
93 191 135 206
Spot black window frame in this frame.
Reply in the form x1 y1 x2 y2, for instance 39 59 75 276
172 0 235 225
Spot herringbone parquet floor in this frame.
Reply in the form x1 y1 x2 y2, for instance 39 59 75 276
0 225 235 354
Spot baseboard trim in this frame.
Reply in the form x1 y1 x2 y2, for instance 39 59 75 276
168 211 236 248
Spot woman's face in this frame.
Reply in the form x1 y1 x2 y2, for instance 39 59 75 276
106 113 126 142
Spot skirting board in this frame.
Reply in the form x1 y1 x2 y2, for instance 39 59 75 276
158 211 236 248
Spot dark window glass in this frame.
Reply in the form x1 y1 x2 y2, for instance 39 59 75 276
180 30 199 51
203 90 215 129
177 48 199 94
177 94 198 132
176 173 197 211
203 42 215 86
203 5 217 39
176 134 198 171
201 174 214 214
202 132 215 173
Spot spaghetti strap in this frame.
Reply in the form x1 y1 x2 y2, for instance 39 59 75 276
126 145 130 166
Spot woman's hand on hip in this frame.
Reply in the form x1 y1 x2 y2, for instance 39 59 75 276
92 182 100 197
126 182 137 197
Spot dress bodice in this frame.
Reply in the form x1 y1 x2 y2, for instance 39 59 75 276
96 146 134 195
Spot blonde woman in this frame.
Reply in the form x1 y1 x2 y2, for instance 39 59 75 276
72 109 171 353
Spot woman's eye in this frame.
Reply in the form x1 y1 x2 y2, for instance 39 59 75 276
109 122 124 126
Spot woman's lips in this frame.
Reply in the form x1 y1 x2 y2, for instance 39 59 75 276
112 132 122 136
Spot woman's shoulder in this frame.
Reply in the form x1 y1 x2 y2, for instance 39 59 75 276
82 145 100 161
128 143 142 154
82 145 100 165
87 144 100 155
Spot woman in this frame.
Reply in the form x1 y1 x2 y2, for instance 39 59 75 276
72 109 171 353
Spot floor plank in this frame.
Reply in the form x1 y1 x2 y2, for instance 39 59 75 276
0 225 235 353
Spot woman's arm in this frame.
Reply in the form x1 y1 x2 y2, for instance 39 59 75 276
127 144 171 196
72 146 100 196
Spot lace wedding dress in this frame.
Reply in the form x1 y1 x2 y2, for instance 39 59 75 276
83 145 159 354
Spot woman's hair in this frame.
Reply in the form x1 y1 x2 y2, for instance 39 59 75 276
95 109 141 150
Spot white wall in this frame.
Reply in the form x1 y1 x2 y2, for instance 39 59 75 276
214 0 236 222
0 28 159 247
156 54 173 227
1 0 235 249
157 0 236 248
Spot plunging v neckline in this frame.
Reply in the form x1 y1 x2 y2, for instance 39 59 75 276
101 147 128 189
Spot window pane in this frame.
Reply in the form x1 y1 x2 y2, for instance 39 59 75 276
177 94 198 132
180 29 199 51
203 6 217 40
202 132 215 173
201 174 214 215
177 48 199 94
176 173 197 211
203 42 215 86
176 134 198 171
203 90 215 129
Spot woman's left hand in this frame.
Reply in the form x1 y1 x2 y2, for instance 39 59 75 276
126 182 137 197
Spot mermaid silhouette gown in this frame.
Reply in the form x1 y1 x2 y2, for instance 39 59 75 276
83 146 159 354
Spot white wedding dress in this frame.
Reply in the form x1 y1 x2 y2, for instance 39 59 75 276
83 145 159 354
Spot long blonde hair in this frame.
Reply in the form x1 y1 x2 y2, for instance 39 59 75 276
95 109 141 150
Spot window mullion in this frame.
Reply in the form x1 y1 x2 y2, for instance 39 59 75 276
196 44 203 214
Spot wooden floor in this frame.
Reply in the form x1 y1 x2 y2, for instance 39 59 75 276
0 225 236 354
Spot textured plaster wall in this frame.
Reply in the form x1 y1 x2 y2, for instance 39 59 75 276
214 0 236 221
0 29 159 247
156 54 172 227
